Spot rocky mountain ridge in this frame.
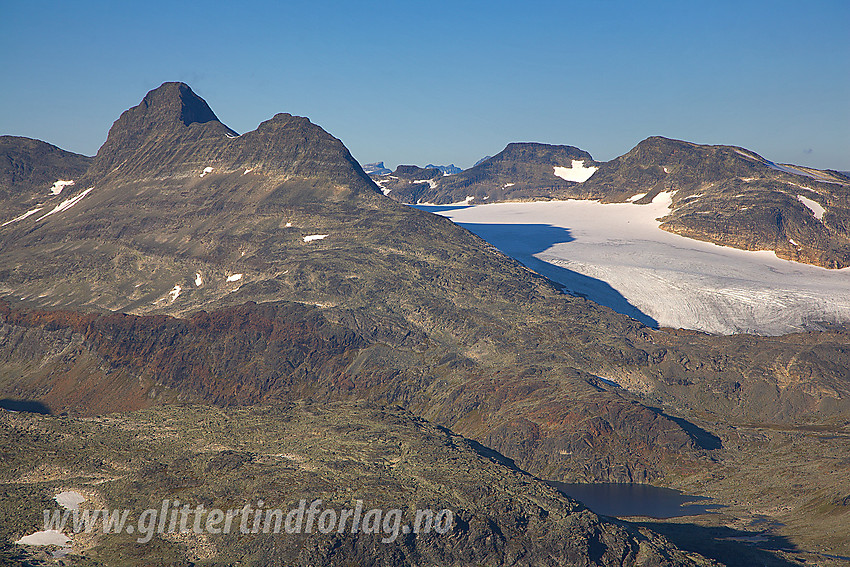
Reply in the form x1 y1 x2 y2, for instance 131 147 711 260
0 136 93 225
581 136 850 268
373 142 600 204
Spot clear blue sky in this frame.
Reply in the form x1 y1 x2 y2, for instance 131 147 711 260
1 0 848 170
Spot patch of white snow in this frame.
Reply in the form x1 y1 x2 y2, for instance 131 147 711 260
15 530 71 546
55 491 85 511
303 234 329 242
168 285 182 302
226 273 243 282
734 149 761 161
200 167 214 178
2 207 44 227
373 178 392 195
553 160 598 183
194 273 203 287
797 195 825 220
626 192 647 203
36 188 93 221
49 180 75 196
414 179 438 190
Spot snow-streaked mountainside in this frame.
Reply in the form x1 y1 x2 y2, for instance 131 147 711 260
421 197 850 335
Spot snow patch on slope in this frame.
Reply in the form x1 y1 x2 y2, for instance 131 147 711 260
2 207 44 227
303 234 329 242
49 179 75 196
55 491 85 511
553 160 598 183
15 530 71 546
797 195 825 220
373 177 392 195
226 273 243 282
37 188 93 221
200 167 214 178
414 179 438 189
416 196 476 206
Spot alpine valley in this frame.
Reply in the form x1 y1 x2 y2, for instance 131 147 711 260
1 83 848 567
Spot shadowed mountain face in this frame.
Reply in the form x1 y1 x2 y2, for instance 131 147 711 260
1 83 849 563
579 136 850 268
374 142 600 204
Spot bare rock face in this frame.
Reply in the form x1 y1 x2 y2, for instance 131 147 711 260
581 136 850 268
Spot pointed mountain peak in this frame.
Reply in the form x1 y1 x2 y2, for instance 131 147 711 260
89 82 235 179
110 81 225 134
138 82 220 127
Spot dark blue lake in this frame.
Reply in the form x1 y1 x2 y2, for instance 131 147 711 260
549 482 718 518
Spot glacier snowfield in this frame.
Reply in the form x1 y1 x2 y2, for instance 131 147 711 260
418 196 850 335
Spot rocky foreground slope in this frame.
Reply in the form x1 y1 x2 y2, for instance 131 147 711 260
1 83 849 564
0 401 717 566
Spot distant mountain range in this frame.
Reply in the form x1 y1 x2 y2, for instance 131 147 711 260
370 137 850 268
373 142 600 204
424 163 462 175
362 161 391 175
